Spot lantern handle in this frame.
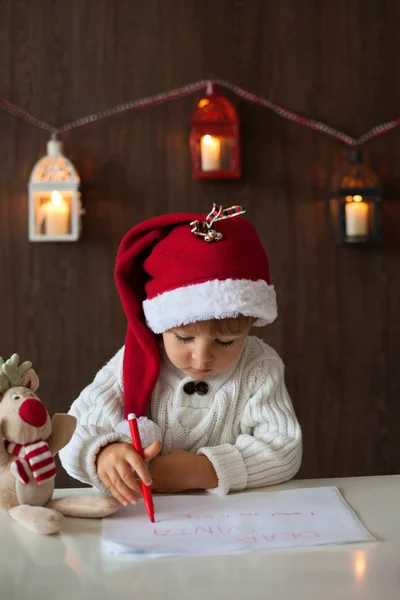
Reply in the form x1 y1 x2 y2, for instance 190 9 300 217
206 81 217 96
349 147 363 164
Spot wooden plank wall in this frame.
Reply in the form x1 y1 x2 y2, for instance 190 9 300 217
0 0 399 487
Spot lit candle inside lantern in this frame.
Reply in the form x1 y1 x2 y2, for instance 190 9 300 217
200 135 221 171
45 191 70 236
345 195 369 236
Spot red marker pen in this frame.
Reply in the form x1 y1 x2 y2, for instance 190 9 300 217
128 413 155 523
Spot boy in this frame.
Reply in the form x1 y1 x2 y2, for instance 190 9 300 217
60 205 302 502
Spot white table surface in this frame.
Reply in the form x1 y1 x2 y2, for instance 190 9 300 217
0 475 399 600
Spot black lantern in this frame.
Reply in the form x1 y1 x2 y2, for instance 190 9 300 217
329 148 382 246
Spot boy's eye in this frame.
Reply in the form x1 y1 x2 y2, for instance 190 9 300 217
173 333 235 347
215 340 234 347
174 334 194 344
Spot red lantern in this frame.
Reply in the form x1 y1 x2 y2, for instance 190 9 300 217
190 83 241 179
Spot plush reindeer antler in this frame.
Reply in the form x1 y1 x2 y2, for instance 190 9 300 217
0 354 33 393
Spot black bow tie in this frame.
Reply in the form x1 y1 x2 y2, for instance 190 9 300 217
183 381 209 396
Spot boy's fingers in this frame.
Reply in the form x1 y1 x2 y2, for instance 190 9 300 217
101 473 130 506
102 470 140 506
117 463 143 497
126 450 152 487
143 440 162 461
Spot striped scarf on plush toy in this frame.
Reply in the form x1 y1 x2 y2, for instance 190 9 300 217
5 440 56 485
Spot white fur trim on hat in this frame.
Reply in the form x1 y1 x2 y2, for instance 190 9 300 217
143 279 277 333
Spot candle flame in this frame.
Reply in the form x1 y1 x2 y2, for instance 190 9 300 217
203 134 215 145
353 195 363 202
51 190 63 206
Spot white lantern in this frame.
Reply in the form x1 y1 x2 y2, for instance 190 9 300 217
28 138 83 241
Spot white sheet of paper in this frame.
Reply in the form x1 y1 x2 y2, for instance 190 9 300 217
102 486 374 556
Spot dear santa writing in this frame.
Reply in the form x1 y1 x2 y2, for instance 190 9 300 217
153 526 320 543
151 509 320 543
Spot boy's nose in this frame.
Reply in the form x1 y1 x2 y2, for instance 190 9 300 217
192 345 213 365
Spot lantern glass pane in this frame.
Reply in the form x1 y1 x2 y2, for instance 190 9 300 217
34 191 73 237
346 195 381 242
199 135 233 171
344 197 370 238
330 194 382 245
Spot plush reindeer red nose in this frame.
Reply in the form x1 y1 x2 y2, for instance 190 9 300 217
19 398 48 428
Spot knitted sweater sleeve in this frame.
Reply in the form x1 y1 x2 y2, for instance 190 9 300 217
58 348 130 490
198 357 302 496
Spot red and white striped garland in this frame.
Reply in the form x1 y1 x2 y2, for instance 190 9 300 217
0 79 399 146
5 440 56 485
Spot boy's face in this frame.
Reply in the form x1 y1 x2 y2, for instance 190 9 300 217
161 323 251 379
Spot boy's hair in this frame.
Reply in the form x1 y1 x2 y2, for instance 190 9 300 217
184 315 254 336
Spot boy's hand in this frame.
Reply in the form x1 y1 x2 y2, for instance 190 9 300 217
150 449 218 493
96 440 161 505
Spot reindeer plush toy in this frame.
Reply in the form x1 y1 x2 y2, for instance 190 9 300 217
0 354 120 535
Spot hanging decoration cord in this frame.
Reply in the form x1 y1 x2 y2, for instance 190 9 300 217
1 79 399 146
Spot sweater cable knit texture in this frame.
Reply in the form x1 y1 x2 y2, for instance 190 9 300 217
59 336 302 495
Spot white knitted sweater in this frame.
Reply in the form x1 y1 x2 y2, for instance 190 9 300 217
59 336 302 495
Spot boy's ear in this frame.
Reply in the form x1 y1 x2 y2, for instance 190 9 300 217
21 368 39 392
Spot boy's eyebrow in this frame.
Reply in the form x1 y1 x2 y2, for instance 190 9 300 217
172 328 195 335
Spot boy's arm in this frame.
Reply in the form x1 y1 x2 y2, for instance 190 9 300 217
197 358 302 495
59 348 130 490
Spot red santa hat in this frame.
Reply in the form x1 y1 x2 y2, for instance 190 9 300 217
115 204 277 418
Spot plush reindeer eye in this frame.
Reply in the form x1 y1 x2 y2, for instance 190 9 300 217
11 394 21 401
